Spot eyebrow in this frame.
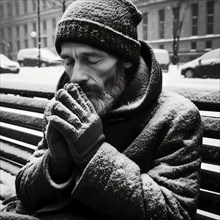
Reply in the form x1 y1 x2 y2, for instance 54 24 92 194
60 48 105 59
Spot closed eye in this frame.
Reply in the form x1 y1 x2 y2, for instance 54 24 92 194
84 57 103 64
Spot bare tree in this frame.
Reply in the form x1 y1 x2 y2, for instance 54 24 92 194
171 0 188 65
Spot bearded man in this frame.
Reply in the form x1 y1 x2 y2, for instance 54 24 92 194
3 0 203 219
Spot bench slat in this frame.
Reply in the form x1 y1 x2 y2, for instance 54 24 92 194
0 86 54 99
0 157 22 176
202 144 220 166
196 210 220 220
0 94 49 113
201 169 220 193
0 140 34 166
0 110 45 131
194 102 220 112
166 87 220 112
198 189 220 215
203 130 220 139
0 126 42 146
202 116 220 139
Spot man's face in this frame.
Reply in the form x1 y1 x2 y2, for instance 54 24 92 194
60 42 127 116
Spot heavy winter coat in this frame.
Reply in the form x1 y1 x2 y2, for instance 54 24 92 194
15 41 203 220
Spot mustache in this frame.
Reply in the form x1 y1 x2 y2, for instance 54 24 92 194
79 82 104 97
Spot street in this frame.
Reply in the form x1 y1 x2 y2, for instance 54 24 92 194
0 65 219 92
163 65 220 91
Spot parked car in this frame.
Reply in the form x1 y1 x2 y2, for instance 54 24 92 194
17 48 61 67
153 48 170 72
0 54 20 73
181 48 220 78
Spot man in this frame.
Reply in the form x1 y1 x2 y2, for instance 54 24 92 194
3 0 203 219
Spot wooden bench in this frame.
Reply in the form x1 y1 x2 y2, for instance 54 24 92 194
0 82 219 220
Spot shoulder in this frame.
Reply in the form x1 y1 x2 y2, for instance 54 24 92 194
158 89 199 113
152 89 202 125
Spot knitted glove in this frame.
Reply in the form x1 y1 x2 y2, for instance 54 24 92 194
49 83 105 169
45 99 73 181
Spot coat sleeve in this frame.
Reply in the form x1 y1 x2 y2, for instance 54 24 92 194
71 101 203 220
15 137 76 213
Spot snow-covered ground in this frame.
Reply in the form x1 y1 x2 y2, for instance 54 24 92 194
0 65 64 90
163 65 220 91
0 64 219 91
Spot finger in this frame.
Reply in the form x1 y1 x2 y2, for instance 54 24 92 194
44 97 56 122
66 83 90 112
49 115 78 141
67 83 96 113
63 83 70 90
51 101 82 128
49 115 80 159
46 120 69 160
55 89 88 121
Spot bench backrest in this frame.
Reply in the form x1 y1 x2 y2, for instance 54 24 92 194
0 83 219 220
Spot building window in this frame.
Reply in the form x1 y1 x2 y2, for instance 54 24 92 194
24 39 28 48
31 22 37 47
143 13 148 40
0 6 3 18
42 37 47 47
32 22 36 31
24 24 28 48
206 40 212 49
159 45 164 49
191 3 198 36
1 44 5 54
191 42 197 50
9 42 13 53
32 0 36 12
16 40 20 50
42 0 47 9
15 1 19 16
7 3 12 17
33 38 37 47
0 30 4 51
207 1 214 34
16 26 20 38
159 9 165 39
24 24 28 36
42 20 47 33
52 18 57 29
0 29 3 40
24 0 28 14
7 27 12 40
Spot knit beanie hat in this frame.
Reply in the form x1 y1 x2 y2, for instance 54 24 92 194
55 0 142 63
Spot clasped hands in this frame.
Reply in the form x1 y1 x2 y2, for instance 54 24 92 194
45 83 105 172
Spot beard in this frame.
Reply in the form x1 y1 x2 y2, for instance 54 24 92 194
79 63 127 117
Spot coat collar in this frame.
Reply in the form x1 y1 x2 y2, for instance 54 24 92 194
105 41 162 119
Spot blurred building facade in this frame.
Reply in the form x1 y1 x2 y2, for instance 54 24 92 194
136 0 220 62
0 0 219 62
0 0 72 60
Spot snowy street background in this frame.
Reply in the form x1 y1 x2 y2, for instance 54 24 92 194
0 64 219 91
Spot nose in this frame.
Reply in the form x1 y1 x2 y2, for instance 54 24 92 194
68 62 89 83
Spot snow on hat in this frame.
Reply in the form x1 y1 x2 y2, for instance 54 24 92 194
55 0 142 63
